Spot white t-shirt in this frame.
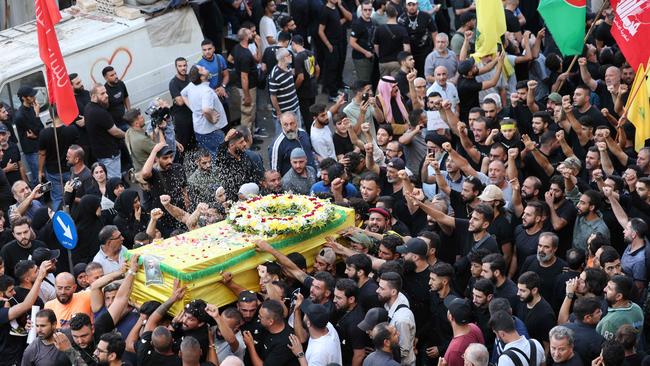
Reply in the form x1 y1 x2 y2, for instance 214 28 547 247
305 323 342 366
259 15 277 54
497 336 546 366
214 330 246 362
310 123 337 161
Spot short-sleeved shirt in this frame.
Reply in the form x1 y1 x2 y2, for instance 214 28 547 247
0 240 47 278
373 24 410 63
44 291 92 328
21 338 70 366
1 143 23 185
232 44 258 89
622 245 646 281
350 17 375 59
146 165 187 210
444 323 485 366
257 325 299 366
0 307 28 366
105 80 129 126
293 50 318 99
319 5 345 42
137 331 182 366
397 11 436 54
14 105 43 154
259 15 278 53
268 66 300 114
85 102 120 158
197 54 228 89
363 350 400 366
514 226 542 270
457 76 483 121
124 128 156 172
516 298 556 344
168 76 193 125
180 82 227 134
38 125 79 173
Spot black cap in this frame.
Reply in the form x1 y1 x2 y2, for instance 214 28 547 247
425 131 449 147
31 248 60 266
156 146 174 158
358 307 389 332
387 157 405 170
238 290 258 303
396 238 428 257
17 86 37 98
0 124 8 134
300 300 329 328
445 298 472 324
458 58 476 76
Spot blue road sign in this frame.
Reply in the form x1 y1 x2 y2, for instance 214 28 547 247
53 211 78 250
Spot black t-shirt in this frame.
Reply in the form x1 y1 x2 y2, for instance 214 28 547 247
0 306 27 366
0 240 47 278
395 70 409 97
168 76 193 124
319 5 345 42
373 24 410 63
84 102 120 158
136 331 182 366
105 81 129 126
554 199 578 255
233 44 258 89
403 267 432 336
350 18 375 59
74 90 91 120
397 11 437 54
333 132 355 157
504 9 521 32
258 324 299 366
358 278 382 311
573 105 609 129
489 214 513 250
516 298 556 343
513 226 542 272
452 0 474 28
1 143 22 185
38 125 79 173
262 46 282 75
335 305 371 365
594 22 616 47
146 165 187 210
14 105 43 154
519 256 567 301
293 49 318 99
457 77 483 122
495 278 520 310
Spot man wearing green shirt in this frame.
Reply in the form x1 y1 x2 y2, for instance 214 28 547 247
124 109 156 172
596 275 643 340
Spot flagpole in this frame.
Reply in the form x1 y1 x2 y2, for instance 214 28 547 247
557 0 610 91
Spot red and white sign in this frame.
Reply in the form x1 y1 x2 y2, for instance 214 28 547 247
611 0 650 70
35 0 78 125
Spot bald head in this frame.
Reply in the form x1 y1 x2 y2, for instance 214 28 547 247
152 326 173 353
55 272 77 304
55 272 75 286
220 356 245 366
605 66 621 86
434 66 448 85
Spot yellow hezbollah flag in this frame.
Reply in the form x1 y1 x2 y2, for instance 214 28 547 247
627 61 650 151
474 0 506 57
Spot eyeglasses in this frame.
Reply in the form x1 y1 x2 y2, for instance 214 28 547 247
108 234 123 242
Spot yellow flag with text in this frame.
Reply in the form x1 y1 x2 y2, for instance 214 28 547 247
627 62 650 151
474 0 507 57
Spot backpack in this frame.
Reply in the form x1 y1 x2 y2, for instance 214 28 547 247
500 340 538 366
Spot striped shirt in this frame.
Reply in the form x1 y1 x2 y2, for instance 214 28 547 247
268 65 300 114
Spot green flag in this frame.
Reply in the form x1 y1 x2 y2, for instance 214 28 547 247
538 0 586 56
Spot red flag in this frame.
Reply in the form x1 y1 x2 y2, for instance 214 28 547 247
35 0 78 125
610 0 650 70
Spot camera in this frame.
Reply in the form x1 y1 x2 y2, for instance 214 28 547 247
149 106 171 129
71 177 82 190
40 181 52 193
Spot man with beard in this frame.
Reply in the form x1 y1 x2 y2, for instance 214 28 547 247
85 84 125 179
376 272 416 365
471 278 495 352
544 175 577 257
520 131 560 190
92 333 127 366
2 217 47 278
13 86 43 187
426 158 481 219
69 74 92 164
519 176 542 205
360 172 382 207
123 109 155 173
563 297 605 364
102 66 130 129
425 262 458 364
66 145 94 207
242 299 299 366
170 300 211 361
331 279 370 366
457 54 504 123
269 111 316 176
516 271 555 352
308 105 337 161
45 272 92 328
281 148 317 195
511 201 547 278
596 275 643 340
142 143 189 236
572 190 609 252
0 121 27 187
22 309 70 366
215 129 263 202
398 0 437 77
260 170 283 195
344 254 381 311
54 255 140 365
364 322 401 366
169 58 194 151
364 207 392 240
187 150 218 208
481 253 518 309
519 232 567 301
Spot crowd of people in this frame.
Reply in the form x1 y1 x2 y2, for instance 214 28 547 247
0 0 646 365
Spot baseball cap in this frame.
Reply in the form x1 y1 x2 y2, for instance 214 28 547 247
562 156 582 171
156 146 174 157
238 182 260 197
368 207 391 220
0 124 8 134
238 290 258 303
478 184 504 202
358 307 389 332
31 247 60 266
300 300 329 328
387 157 405 170
445 297 472 324
547 92 562 104
396 237 428 257
317 247 337 265
458 58 476 76
17 86 37 98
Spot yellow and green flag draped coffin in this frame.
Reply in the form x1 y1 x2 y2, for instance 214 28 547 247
127 195 354 315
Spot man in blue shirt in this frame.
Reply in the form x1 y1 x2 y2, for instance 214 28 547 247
197 39 230 120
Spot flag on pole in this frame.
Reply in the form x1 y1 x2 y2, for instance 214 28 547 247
626 61 650 151
537 0 586 56
610 0 650 70
474 0 506 57
35 0 78 125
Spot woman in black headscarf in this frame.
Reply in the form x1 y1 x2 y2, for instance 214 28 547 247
114 189 149 249
72 195 103 264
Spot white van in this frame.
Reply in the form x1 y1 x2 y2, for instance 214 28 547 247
0 5 204 120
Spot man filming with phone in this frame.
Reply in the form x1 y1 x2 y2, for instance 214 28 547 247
8 180 45 221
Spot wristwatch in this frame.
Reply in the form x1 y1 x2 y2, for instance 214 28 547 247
566 292 575 299
221 84 227 89
296 352 305 358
